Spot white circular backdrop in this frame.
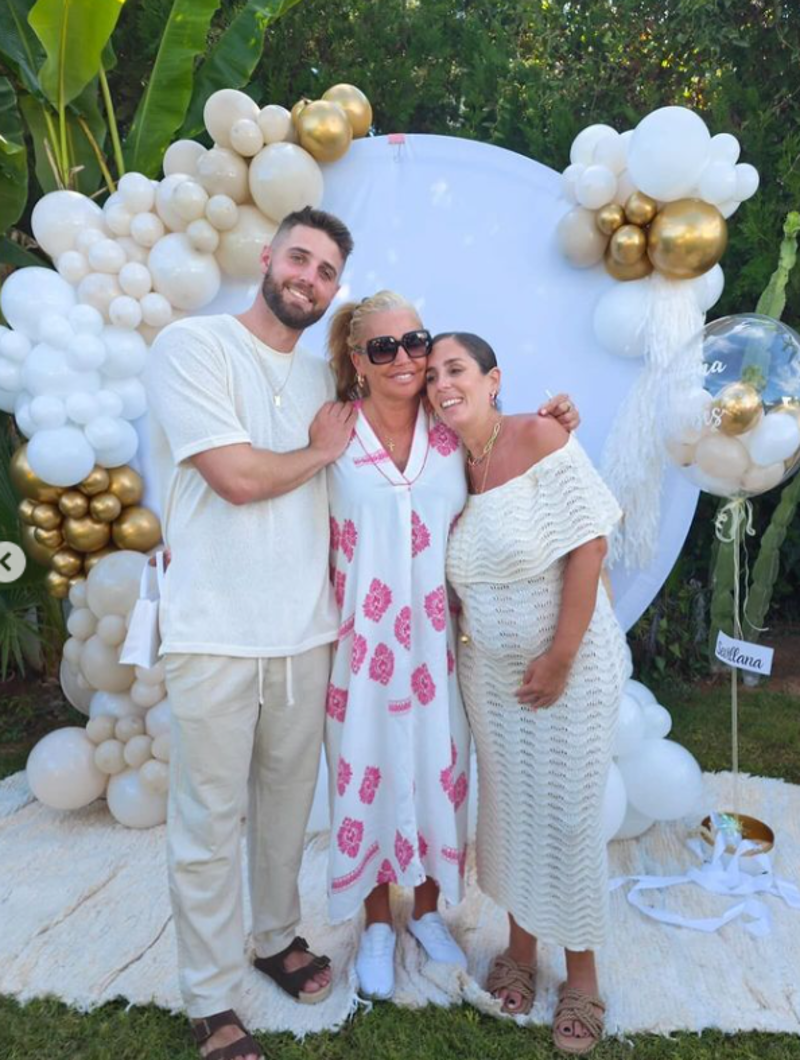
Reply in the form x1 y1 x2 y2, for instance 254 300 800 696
138 134 698 630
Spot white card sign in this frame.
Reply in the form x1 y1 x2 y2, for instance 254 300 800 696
715 631 774 676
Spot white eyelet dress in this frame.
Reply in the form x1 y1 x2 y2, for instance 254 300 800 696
446 435 631 951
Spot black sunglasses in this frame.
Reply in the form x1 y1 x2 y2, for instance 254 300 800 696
359 330 432 365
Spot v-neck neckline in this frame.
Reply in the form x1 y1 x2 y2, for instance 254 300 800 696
354 401 429 486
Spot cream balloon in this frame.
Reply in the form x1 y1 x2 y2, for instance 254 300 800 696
144 697 171 738
556 207 608 268
216 205 277 280
203 88 260 149
151 732 171 762
109 296 143 330
118 172 156 213
205 195 239 231
560 163 583 203
59 657 94 715
115 715 146 742
195 147 249 204
77 273 123 319
80 633 134 693
131 678 166 710
172 180 209 222
694 432 750 481
57 250 89 284
76 228 105 255
69 579 89 608
248 143 324 222
140 292 173 327
163 139 206 177
230 118 264 157
741 461 785 494
96 613 128 647
26 727 107 809
155 173 192 232
123 733 153 769
130 212 165 248
139 758 169 796
107 767 168 827
94 738 126 775
86 549 146 617
31 191 105 258
85 714 117 745
149 233 221 310
89 690 139 719
104 202 133 237
186 219 220 254
135 660 166 685
119 262 153 299
1 267 76 340
257 104 294 144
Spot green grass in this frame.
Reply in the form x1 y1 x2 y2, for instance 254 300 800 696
2 673 799 1058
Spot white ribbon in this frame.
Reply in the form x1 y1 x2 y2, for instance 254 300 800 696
610 833 800 938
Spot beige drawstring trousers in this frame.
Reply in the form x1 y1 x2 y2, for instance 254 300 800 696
164 644 331 1017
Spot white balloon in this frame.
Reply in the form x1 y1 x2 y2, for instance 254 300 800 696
104 203 133 237
22 342 100 397
67 606 97 639
698 160 737 206
0 387 17 413
258 104 294 145
87 550 146 617
204 88 260 149
216 205 277 281
59 657 93 715
164 139 207 178
613 169 637 207
118 172 156 214
593 132 627 175
131 679 166 710
27 727 108 809
102 326 148 378
0 329 31 361
139 758 169 796
746 411 800 466
118 262 153 300
57 250 89 285
88 238 127 274
130 211 165 248
613 802 655 840
249 143 324 222
77 273 123 319
149 233 221 310
617 738 704 821
576 164 617 209
39 313 75 349
625 678 657 707
0 361 20 392
69 304 104 336
75 228 105 255
107 767 167 827
614 692 646 756
735 163 760 201
0 267 77 340
687 264 724 312
570 124 617 166
69 579 89 608
106 377 147 420
109 295 143 330
145 696 171 738
642 702 673 739
205 194 239 231
155 173 192 232
27 425 95 485
140 292 173 328
89 689 139 719
94 739 126 775
30 394 67 429
31 191 105 258
92 418 139 468
96 388 125 417
186 218 220 254
172 180 209 223
627 106 711 201
196 147 250 204
716 198 741 220
560 163 583 203
602 761 628 842
593 279 650 358
14 392 35 437
709 133 740 164
230 118 264 157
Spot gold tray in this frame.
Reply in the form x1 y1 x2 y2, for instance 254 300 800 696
700 813 774 856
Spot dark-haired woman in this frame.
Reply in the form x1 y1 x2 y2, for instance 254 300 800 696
426 333 628 1055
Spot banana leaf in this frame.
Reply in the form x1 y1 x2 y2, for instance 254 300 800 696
28 0 124 108
123 0 222 178
179 0 306 140
0 0 45 99
0 78 29 234
0 237 45 268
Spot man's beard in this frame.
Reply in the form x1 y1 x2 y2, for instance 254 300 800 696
260 271 327 330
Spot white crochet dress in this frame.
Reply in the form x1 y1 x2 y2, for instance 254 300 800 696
446 435 631 951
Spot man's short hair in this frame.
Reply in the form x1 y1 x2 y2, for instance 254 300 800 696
273 206 354 266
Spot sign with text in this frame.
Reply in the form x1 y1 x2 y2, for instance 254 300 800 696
715 631 774 676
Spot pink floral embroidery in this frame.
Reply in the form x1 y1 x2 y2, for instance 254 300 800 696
330 516 341 552
377 859 397 885
418 832 429 858
351 633 367 674
359 766 382 804
429 421 460 456
388 698 411 714
394 606 411 650
334 570 347 609
363 578 393 622
337 816 364 858
341 519 358 562
337 756 353 796
424 585 446 632
440 765 453 795
369 643 395 685
447 647 455 675
452 772 468 811
331 842 380 892
411 511 431 557
395 831 415 872
326 684 348 722
451 738 458 766
412 663 436 705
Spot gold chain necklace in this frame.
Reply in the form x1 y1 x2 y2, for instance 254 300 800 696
466 418 503 467
363 401 417 454
249 332 296 408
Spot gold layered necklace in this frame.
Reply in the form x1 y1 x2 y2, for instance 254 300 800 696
467 417 503 494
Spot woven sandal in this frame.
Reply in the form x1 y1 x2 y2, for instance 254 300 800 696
486 952 537 1015
552 983 606 1055
254 935 333 1004
191 1010 263 1060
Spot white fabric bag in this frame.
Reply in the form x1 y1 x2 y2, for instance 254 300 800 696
120 551 165 669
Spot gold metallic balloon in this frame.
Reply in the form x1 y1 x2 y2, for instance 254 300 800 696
322 84 373 138
34 527 64 549
20 524 58 567
31 503 63 531
63 515 112 553
90 492 123 523
596 203 625 236
111 506 162 552
59 490 90 518
83 545 118 573
9 445 62 503
51 548 84 578
296 100 353 163
79 466 111 496
609 224 647 265
624 191 658 227
604 246 653 282
291 98 312 127
647 199 728 279
713 382 763 436
18 498 37 525
107 466 144 507
45 570 71 599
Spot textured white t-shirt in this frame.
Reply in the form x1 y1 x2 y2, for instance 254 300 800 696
146 313 339 657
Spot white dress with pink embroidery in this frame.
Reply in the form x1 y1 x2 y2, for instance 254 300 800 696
324 404 471 923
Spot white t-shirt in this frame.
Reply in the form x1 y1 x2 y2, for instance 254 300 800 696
146 313 339 657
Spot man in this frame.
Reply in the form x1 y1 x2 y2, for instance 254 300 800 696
147 207 356 1060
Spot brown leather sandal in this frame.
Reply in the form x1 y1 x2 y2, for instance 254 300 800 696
254 935 333 1004
191 1010 263 1060
486 952 537 1015
552 983 606 1055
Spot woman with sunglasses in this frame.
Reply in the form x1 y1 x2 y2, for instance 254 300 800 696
323 292 578 999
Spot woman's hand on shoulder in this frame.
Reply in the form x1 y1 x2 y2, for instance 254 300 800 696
538 392 580 433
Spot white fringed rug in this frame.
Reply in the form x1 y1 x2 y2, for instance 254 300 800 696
2 770 800 1036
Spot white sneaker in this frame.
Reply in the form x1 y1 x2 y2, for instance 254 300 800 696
408 912 468 968
355 923 396 999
